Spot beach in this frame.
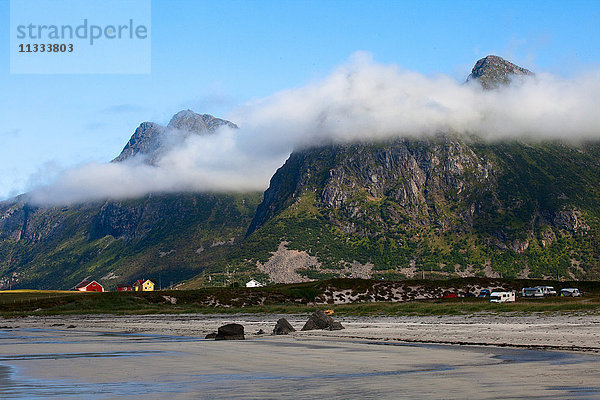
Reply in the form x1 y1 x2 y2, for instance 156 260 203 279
1 313 599 398
4 312 600 351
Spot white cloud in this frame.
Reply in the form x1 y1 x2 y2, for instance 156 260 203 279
27 52 600 206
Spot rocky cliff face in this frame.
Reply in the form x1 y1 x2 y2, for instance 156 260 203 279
243 135 599 282
241 56 599 283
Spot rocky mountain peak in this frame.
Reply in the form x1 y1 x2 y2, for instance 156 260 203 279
467 55 533 89
112 122 165 163
167 110 238 133
113 110 237 163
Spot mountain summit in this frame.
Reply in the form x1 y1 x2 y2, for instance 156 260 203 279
467 55 533 89
113 110 236 163
166 110 237 133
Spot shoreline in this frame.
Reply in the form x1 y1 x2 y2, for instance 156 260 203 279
3 312 600 353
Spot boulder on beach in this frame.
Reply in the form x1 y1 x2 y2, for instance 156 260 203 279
272 318 296 335
205 332 217 339
301 310 344 331
215 323 245 340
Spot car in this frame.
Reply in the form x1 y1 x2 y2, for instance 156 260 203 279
478 289 491 298
443 293 458 299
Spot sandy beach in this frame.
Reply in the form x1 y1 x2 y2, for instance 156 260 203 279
4 312 600 351
0 313 599 398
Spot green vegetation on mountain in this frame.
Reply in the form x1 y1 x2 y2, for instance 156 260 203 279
1 57 599 290
224 137 600 285
0 193 261 289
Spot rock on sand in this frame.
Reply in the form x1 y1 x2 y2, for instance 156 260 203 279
301 310 344 331
215 323 245 340
273 318 296 335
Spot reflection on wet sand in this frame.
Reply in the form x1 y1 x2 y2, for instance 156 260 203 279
0 328 599 399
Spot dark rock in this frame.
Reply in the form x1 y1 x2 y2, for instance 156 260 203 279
215 323 245 340
272 318 296 335
67 325 76 329
301 310 344 331
255 329 266 335
205 332 217 339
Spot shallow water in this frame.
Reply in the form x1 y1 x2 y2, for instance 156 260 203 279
0 328 599 399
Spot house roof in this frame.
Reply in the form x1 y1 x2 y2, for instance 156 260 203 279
134 279 153 285
76 280 102 289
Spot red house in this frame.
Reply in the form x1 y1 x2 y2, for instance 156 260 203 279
75 280 104 292
116 284 132 292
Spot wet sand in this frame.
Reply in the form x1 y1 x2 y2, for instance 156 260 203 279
0 313 599 398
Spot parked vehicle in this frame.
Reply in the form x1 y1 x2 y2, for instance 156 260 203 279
490 291 516 303
478 289 491 298
560 288 581 297
522 287 544 297
539 286 557 296
522 286 556 298
443 293 458 299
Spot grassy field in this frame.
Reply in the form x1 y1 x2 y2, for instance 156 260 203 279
1 278 599 317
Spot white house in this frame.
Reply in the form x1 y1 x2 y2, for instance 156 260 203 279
246 279 263 288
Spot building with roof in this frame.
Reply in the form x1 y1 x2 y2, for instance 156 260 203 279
75 280 104 292
133 279 155 291
245 279 263 288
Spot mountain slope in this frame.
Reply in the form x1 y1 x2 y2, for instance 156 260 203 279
218 56 599 284
235 136 599 283
0 191 261 290
0 111 259 290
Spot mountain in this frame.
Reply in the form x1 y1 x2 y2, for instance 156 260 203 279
1 56 599 290
466 55 533 89
234 136 599 284
220 55 599 284
0 111 259 290
112 110 237 163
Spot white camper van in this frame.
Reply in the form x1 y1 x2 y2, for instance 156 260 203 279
522 287 544 297
490 291 516 303
522 286 556 297
539 286 557 296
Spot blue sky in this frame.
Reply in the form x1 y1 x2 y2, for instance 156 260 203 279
1 0 600 200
